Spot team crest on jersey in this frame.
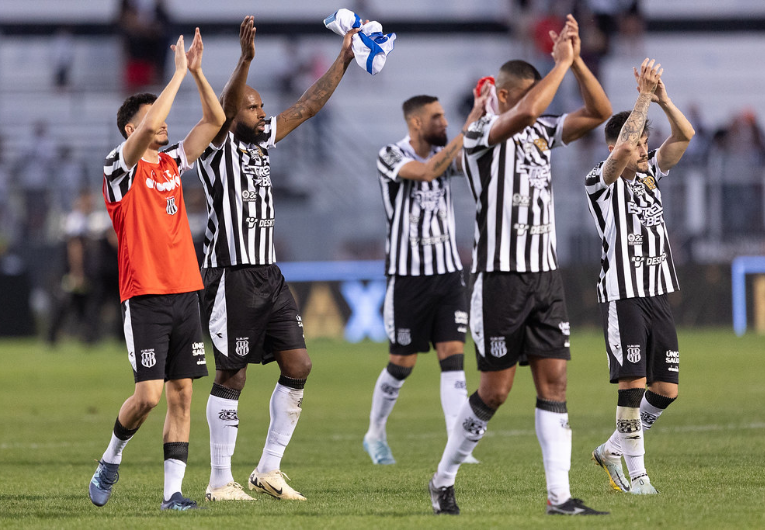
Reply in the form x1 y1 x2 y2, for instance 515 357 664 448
235 337 249 357
626 345 641 363
140 349 156 368
397 329 412 345
165 196 178 215
490 337 507 358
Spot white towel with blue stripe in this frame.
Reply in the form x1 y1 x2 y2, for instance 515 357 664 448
324 8 396 75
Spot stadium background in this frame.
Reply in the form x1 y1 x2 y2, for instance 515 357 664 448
1 0 765 340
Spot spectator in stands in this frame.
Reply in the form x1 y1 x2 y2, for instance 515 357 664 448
117 0 172 90
13 121 55 242
51 27 75 91
54 145 87 213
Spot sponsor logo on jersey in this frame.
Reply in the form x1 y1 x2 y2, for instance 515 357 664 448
632 253 666 268
628 233 643 245
513 223 552 235
532 138 549 152
250 174 272 187
410 234 450 247
490 337 507 358
512 193 530 207
454 311 468 325
140 348 156 368
411 188 445 212
397 329 412 345
626 344 641 363
628 201 664 227
523 166 552 190
243 163 271 181
242 189 260 201
235 337 249 357
246 217 275 229
146 170 180 192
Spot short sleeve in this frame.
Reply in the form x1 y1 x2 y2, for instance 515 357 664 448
585 162 611 203
464 114 499 152
161 142 193 173
537 114 567 149
258 117 277 150
377 144 414 182
104 142 132 183
647 149 669 181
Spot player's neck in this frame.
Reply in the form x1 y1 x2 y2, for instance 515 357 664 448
408 135 432 159
142 147 160 164
621 168 637 181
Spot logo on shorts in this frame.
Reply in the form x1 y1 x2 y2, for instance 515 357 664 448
626 345 641 363
666 350 679 372
397 329 412 346
166 196 178 215
454 311 468 325
559 321 571 347
490 337 507 358
235 337 249 357
192 342 206 365
140 349 156 368
296 315 303 328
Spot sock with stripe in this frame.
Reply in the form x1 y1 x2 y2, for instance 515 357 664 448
365 362 411 441
256 376 306 473
535 398 572 505
206 383 241 489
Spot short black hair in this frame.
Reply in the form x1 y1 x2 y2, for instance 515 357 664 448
402 95 439 120
117 93 157 139
605 110 651 144
498 60 542 84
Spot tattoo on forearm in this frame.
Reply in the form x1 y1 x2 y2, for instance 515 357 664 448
284 60 344 124
619 93 652 145
432 143 460 174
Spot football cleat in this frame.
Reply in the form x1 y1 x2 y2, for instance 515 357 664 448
630 475 659 495
546 497 609 515
248 469 306 500
160 492 203 511
363 435 396 465
592 444 630 492
205 481 254 501
428 476 460 515
88 460 120 507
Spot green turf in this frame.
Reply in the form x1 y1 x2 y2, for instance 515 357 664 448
1 329 763 529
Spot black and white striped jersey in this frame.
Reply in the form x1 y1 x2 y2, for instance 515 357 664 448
462 113 567 273
377 136 462 276
196 118 278 268
585 149 679 303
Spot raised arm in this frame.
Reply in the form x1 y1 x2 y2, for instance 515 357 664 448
650 78 695 172
274 27 361 143
399 87 489 182
560 15 612 144
601 59 661 186
487 27 574 146
180 28 227 162
122 35 187 168
212 16 256 147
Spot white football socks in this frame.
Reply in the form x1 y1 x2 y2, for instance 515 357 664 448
440 370 468 435
366 368 406 440
257 382 304 473
207 391 240 489
163 458 186 501
535 401 572 505
617 405 646 480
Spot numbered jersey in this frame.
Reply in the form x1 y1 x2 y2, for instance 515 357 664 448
103 141 202 302
585 149 679 302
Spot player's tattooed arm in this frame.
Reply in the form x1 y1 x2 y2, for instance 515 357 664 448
601 59 660 186
275 27 362 143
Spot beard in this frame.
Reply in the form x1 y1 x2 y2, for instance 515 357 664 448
423 131 448 147
234 121 268 145
157 137 169 147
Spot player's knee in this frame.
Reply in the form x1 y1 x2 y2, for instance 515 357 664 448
134 394 162 413
479 387 509 409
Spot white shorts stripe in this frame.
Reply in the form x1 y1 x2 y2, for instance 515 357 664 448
123 300 137 372
209 270 229 356
607 301 623 366
470 273 485 357
384 277 395 343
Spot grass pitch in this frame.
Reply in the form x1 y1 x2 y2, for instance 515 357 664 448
1 329 763 529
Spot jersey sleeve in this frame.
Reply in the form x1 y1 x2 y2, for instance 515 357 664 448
585 162 611 203
377 144 415 182
537 114 567 149
647 149 669 181
104 142 132 184
161 142 193 173
464 114 499 154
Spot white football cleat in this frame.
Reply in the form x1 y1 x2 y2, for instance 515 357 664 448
249 469 306 501
630 475 659 495
591 443 630 492
205 481 255 501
